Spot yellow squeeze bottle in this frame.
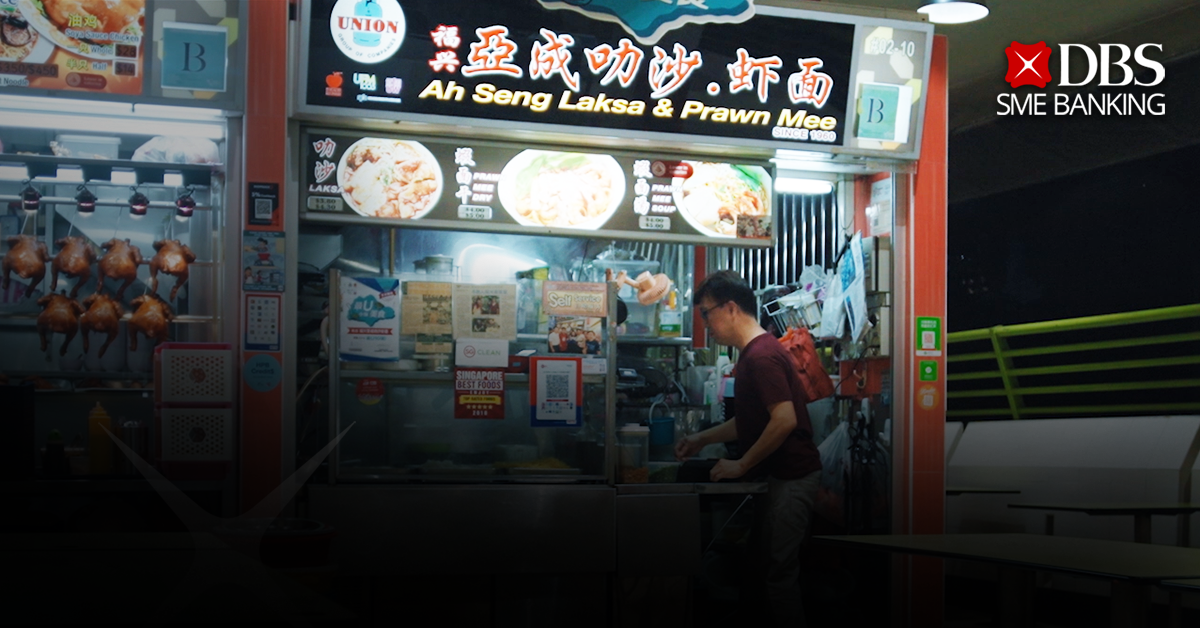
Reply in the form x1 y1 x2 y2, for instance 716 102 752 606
88 402 112 475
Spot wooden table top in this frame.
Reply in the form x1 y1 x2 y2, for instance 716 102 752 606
1007 503 1200 515
814 533 1200 582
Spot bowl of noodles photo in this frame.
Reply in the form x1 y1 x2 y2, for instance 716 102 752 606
673 162 772 238
498 150 625 230
0 7 52 68
337 138 443 220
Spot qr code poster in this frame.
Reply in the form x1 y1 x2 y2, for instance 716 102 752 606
529 356 582 427
242 231 285 292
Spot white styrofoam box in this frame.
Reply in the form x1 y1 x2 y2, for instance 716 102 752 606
158 347 234 404
55 134 120 160
159 407 234 461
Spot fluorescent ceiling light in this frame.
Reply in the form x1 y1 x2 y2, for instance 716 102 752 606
4 111 224 140
918 0 989 24
775 177 834 195
111 168 138 185
0 163 28 181
0 94 134 116
774 149 833 162
56 165 85 182
133 103 225 122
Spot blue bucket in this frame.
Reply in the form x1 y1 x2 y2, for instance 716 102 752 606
649 415 674 446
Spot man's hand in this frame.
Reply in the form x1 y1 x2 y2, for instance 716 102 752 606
710 458 746 481
674 433 704 461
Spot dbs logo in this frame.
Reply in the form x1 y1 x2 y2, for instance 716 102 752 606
1005 41 1052 88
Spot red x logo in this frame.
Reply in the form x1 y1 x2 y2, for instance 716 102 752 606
1005 41 1052 88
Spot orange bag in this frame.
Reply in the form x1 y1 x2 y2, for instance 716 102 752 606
778 326 835 402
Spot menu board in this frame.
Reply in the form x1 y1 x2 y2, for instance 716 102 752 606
297 0 933 157
0 0 145 94
303 130 775 246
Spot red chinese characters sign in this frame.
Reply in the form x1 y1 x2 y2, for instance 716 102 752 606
454 367 506 419
302 0 901 150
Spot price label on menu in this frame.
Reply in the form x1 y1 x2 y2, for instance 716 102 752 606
639 216 671 230
458 205 493 220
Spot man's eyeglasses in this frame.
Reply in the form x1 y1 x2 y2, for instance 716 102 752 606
698 301 727 322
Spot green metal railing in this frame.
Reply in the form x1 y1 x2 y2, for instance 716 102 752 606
946 304 1200 420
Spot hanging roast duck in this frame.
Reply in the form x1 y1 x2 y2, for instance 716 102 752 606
51 236 95 298
37 291 83 356
148 239 196 301
128 292 174 351
2 235 50 298
79 292 124 358
98 238 144 299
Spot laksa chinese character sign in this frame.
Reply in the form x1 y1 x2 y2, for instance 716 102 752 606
300 0 930 155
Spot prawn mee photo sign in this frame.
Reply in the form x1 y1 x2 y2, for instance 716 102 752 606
302 129 775 246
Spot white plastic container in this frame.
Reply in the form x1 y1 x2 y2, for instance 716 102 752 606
617 424 650 483
55 134 120 160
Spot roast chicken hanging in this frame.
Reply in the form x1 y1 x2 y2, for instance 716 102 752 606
2 235 50 299
148 239 196 301
79 292 124 359
51 236 95 298
98 238 144 299
37 291 83 357
128 292 174 351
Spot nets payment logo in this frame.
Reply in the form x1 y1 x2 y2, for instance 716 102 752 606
998 42 1166 117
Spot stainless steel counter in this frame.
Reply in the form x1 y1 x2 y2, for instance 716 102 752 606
614 482 768 495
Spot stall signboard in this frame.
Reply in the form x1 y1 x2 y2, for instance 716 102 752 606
303 130 775 246
0 0 244 107
298 0 932 158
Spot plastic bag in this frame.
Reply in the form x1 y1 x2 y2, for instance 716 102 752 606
778 326 835 401
132 136 222 164
817 420 850 489
814 420 851 525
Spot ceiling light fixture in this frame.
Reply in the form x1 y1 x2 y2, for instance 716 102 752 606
128 187 150 219
75 185 97 215
917 0 989 24
175 187 196 220
20 180 41 212
775 177 835 195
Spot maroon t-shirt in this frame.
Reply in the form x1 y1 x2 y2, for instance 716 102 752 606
733 333 822 480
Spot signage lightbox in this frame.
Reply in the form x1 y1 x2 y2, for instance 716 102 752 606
302 129 775 246
297 0 933 158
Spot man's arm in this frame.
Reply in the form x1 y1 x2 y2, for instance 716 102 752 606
709 400 796 481
674 417 738 461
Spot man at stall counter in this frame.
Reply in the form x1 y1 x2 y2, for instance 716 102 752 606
674 270 822 628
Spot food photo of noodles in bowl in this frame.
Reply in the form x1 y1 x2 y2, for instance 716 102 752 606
337 138 443 219
498 150 625 230
0 7 52 68
673 162 772 238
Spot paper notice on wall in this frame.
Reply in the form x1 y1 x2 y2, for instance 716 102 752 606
339 276 400 362
842 233 869 343
401 281 453 335
452 283 517 339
